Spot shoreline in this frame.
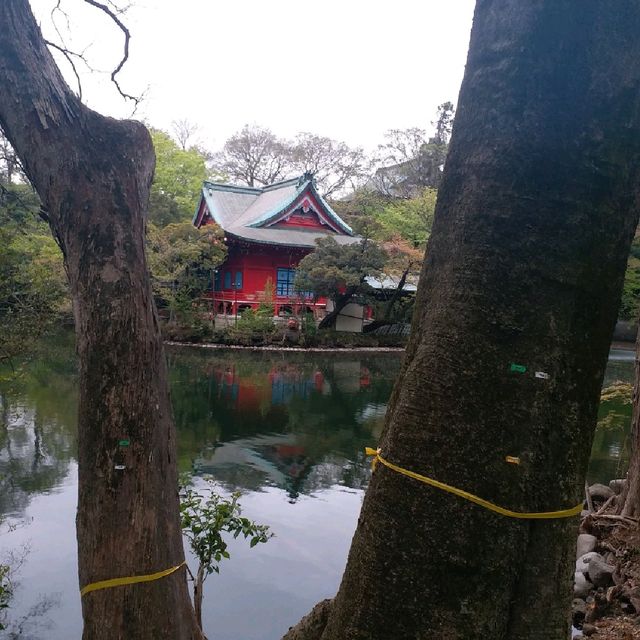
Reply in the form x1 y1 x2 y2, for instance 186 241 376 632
164 340 406 353
610 340 635 351
166 339 634 355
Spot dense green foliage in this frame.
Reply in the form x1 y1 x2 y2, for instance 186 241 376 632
619 234 640 321
0 184 67 365
145 130 229 324
294 236 387 303
146 221 226 322
317 189 432 328
334 187 435 250
232 304 276 333
373 188 436 247
148 129 210 227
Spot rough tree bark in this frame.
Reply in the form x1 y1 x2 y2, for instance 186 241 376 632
285 2 640 639
0 2 202 638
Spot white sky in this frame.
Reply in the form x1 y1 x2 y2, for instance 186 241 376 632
30 0 476 153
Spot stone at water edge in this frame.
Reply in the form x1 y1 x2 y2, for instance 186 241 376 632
609 478 626 495
587 555 615 589
572 598 587 627
576 534 597 559
572 598 586 615
576 552 603 575
587 483 615 502
574 571 593 598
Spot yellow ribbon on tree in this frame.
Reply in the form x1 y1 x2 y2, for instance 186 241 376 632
365 447 582 520
80 561 187 597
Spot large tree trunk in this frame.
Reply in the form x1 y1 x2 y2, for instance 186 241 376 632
0 3 202 638
285 2 640 639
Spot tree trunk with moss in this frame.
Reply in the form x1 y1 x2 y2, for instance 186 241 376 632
285 2 640 639
0 2 202 638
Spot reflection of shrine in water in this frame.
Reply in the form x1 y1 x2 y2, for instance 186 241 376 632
207 361 373 410
193 434 371 503
191 359 380 501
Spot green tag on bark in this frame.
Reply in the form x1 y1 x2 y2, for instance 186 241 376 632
509 363 527 373
118 439 130 447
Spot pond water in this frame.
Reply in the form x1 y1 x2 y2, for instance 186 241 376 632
0 336 634 639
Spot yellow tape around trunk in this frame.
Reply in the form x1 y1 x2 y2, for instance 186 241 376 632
365 448 582 520
80 561 186 597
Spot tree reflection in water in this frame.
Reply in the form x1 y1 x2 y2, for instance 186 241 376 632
0 335 635 639
168 347 401 502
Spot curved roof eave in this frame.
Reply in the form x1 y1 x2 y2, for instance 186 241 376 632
247 180 353 235
309 181 353 235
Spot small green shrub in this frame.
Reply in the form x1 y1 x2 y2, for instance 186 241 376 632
180 478 272 630
235 308 276 333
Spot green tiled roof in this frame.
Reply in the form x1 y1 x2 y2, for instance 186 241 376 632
194 175 356 248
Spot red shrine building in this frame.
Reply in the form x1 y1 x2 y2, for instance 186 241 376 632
193 173 358 317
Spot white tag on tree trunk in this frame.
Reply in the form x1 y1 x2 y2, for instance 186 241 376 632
534 371 550 379
114 464 126 470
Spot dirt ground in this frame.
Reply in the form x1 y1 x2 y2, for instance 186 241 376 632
592 617 639 639
579 518 640 638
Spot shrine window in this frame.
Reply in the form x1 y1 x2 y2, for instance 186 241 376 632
276 268 312 298
276 268 295 296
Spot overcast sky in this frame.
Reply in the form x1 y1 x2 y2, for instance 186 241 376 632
30 0 476 152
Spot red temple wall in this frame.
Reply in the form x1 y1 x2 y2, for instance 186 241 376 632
211 241 326 314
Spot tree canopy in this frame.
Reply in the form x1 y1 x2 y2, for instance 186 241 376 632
295 237 385 300
211 124 367 197
0 182 67 366
147 221 226 320
295 236 386 329
370 103 455 198
619 229 640 321
212 125 290 188
148 129 209 227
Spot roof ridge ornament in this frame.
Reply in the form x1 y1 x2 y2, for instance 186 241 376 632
298 171 315 188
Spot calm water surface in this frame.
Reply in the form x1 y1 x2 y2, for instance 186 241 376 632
0 336 634 639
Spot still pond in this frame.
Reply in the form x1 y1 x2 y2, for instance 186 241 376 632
0 336 634 639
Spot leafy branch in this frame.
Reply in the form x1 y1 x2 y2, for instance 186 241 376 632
180 478 272 632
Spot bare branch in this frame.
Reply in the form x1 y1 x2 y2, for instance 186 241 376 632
51 0 71 46
82 0 141 108
104 0 133 14
44 39 83 99
171 119 200 150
